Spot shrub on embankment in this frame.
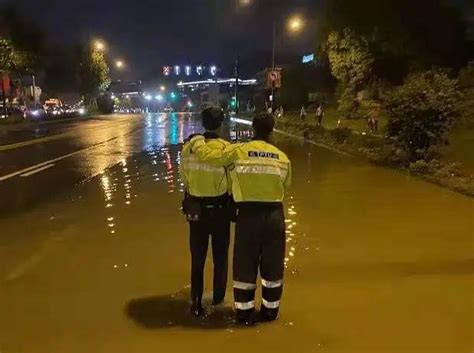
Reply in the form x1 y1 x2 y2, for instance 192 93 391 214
383 69 461 164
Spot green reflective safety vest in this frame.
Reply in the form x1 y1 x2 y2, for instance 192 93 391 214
180 137 230 197
191 136 291 203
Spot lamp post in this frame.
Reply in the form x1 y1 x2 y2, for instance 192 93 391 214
270 15 305 109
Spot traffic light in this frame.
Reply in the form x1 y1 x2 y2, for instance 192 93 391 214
170 92 177 100
230 97 236 108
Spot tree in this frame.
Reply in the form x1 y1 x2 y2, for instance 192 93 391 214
317 0 471 77
384 69 460 162
325 28 374 88
324 28 374 117
79 45 111 100
0 38 28 73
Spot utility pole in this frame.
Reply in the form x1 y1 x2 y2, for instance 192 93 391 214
234 56 239 115
31 74 37 102
271 21 276 110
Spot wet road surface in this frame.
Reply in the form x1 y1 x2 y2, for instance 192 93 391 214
0 114 473 353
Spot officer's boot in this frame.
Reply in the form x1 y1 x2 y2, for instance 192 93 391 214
235 309 256 326
190 298 204 317
259 306 279 322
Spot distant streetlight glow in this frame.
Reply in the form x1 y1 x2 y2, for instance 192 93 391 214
288 16 304 33
116 60 124 69
239 0 253 6
94 40 105 51
160 86 166 91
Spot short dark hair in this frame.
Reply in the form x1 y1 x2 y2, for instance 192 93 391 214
252 113 275 140
201 107 224 131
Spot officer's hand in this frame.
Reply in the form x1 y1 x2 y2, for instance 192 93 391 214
189 135 206 151
185 133 203 143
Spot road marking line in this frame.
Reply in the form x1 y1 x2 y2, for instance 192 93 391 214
0 149 87 181
0 119 133 152
20 164 55 177
4 238 59 282
0 125 145 182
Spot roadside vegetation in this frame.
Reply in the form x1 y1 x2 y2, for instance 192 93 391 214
269 0 474 196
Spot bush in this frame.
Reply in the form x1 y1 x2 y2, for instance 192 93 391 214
330 127 352 144
384 69 460 163
337 86 358 118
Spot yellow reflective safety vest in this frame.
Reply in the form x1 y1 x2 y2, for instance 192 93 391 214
191 136 291 203
180 135 230 197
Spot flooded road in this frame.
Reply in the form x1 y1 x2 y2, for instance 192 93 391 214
0 114 472 353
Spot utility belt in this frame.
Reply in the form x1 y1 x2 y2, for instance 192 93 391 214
235 202 283 218
182 193 230 222
237 202 283 211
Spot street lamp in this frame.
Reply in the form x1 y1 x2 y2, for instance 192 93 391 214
160 86 166 92
288 16 304 33
238 0 253 6
116 60 124 69
94 40 105 51
269 14 305 109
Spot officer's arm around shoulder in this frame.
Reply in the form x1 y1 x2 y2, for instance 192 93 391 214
190 136 236 167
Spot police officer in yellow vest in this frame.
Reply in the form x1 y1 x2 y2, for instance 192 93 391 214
190 113 291 325
180 107 231 317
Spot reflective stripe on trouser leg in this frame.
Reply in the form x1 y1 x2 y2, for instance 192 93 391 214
234 282 256 312
261 278 283 314
261 284 282 320
234 281 257 290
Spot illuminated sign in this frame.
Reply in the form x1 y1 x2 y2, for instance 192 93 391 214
302 54 315 64
162 65 219 76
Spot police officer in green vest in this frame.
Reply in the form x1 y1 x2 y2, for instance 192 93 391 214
190 113 291 325
180 107 231 317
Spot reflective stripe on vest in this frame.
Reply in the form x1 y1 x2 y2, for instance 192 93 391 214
184 162 225 173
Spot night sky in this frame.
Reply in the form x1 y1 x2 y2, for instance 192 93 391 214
8 0 319 79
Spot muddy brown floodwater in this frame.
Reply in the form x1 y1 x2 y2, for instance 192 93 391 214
0 114 472 353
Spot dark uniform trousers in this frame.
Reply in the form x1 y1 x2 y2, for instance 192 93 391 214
233 203 286 321
189 204 230 305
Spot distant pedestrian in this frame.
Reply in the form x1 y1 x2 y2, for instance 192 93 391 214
368 106 380 133
300 105 306 121
316 104 324 126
